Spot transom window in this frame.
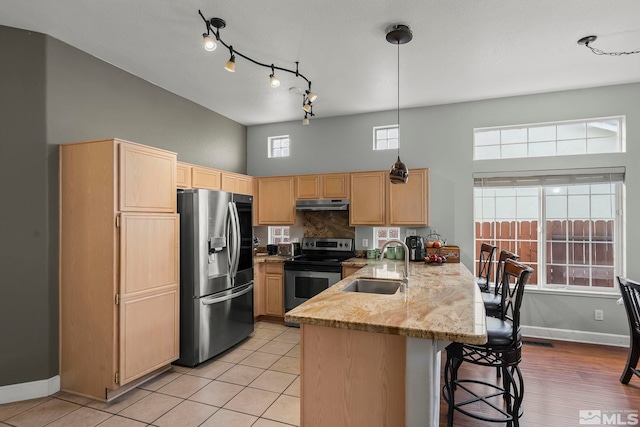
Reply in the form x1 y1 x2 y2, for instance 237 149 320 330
373 125 399 150
474 170 625 292
268 226 290 244
268 135 290 158
474 116 625 160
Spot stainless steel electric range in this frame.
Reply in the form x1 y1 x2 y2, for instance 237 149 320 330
283 237 355 326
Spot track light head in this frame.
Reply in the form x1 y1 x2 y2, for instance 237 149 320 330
305 90 317 103
270 74 280 88
225 55 236 72
302 113 310 125
203 34 217 51
302 103 312 114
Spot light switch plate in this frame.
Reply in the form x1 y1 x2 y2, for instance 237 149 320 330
407 229 416 236
362 239 368 248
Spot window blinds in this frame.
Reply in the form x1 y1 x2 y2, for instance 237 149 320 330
473 167 625 188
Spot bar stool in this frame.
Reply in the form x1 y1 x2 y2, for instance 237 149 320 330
483 250 519 318
476 243 498 292
617 276 640 384
443 259 534 427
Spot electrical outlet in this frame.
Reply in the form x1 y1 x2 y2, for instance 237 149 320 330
362 238 369 248
407 229 416 236
594 309 604 321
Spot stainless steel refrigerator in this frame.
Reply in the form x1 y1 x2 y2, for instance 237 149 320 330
176 189 254 367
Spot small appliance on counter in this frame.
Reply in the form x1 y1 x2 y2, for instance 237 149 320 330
277 242 301 257
267 244 278 255
406 236 426 261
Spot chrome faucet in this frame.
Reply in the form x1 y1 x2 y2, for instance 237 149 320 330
379 239 410 283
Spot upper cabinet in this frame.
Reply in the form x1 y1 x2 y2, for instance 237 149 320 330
350 171 386 225
221 171 253 195
256 176 296 225
120 143 176 212
387 168 430 226
191 166 221 190
350 168 430 226
176 162 192 189
295 173 350 199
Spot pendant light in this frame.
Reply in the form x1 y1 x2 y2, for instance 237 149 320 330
386 24 412 185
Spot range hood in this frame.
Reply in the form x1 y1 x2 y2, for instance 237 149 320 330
296 199 350 211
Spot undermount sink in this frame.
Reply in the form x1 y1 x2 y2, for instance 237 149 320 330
341 278 402 295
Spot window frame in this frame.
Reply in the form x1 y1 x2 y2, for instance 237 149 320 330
267 135 290 158
373 226 401 249
473 116 625 161
268 226 290 244
474 174 625 293
373 125 399 151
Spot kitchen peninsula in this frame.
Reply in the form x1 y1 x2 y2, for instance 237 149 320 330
285 259 487 427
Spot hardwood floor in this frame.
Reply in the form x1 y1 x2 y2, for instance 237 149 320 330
439 339 640 426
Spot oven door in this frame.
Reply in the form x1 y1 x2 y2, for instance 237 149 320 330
284 270 341 313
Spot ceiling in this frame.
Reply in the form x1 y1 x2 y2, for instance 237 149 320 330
2 1 640 126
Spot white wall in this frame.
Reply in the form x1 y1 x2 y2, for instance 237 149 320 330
247 82 640 338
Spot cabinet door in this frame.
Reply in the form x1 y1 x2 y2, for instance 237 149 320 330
237 176 253 195
264 273 284 316
192 166 221 190
296 175 321 199
257 177 296 225
388 168 430 226
119 143 176 212
119 289 179 385
118 213 179 385
342 266 363 278
221 172 237 193
322 173 350 199
176 162 192 189
120 213 179 297
350 171 386 225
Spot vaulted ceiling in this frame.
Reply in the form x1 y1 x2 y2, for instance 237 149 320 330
2 0 640 126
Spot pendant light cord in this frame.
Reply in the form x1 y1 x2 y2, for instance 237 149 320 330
397 42 400 160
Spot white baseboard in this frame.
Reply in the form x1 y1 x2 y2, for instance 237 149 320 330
0 376 60 405
522 325 630 347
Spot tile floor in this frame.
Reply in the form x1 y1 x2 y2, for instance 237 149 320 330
0 322 300 427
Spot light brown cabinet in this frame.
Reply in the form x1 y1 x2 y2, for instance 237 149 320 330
176 162 192 189
264 263 285 316
221 171 253 195
256 176 296 225
59 138 179 401
387 168 430 226
254 262 265 317
296 173 350 199
192 166 221 190
350 171 387 225
342 265 363 278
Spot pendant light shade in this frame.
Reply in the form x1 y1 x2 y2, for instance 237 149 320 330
386 24 412 185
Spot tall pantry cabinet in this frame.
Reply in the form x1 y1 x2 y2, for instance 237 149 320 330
59 139 179 401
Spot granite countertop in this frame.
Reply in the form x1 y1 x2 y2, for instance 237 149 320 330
253 254 291 263
285 259 487 345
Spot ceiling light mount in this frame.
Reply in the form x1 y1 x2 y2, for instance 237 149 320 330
199 10 317 124
577 34 640 56
386 24 413 45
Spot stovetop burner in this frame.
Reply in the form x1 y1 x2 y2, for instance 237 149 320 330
284 237 355 270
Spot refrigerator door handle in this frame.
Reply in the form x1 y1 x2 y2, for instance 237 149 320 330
200 283 254 305
230 201 241 280
227 202 237 283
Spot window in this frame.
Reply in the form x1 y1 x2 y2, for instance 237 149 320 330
374 227 400 249
268 226 290 244
268 135 290 158
373 125 399 150
474 116 625 160
474 170 625 292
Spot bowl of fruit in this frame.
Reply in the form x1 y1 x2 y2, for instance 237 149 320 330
424 254 447 265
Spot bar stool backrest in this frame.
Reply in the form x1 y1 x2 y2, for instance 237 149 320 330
493 250 520 297
500 259 534 340
618 277 640 339
477 243 498 289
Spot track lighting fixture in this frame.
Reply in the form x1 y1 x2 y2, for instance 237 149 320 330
203 34 217 51
224 47 236 72
577 35 640 56
199 10 317 123
386 24 412 185
269 65 280 88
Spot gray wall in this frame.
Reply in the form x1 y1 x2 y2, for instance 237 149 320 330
0 25 247 387
247 83 640 337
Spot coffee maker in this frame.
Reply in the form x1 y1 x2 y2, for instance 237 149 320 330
405 236 426 261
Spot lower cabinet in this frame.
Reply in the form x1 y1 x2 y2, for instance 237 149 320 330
342 265 363 278
265 264 285 316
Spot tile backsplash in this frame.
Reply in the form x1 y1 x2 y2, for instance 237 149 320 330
302 211 354 238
